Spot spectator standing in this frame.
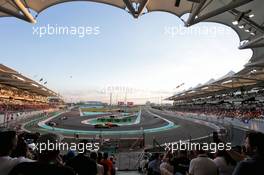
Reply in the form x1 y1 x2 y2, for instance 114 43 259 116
213 150 235 175
9 133 74 175
109 155 116 175
188 150 218 175
232 132 264 175
100 152 113 175
160 153 174 175
90 152 104 175
148 153 161 175
66 140 97 175
0 130 33 175
139 156 149 174
173 150 190 175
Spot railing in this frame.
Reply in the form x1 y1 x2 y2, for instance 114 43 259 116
116 152 142 171
179 112 264 133
0 109 58 128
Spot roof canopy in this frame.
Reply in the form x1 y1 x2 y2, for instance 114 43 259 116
1 0 264 100
0 64 58 97
168 68 264 101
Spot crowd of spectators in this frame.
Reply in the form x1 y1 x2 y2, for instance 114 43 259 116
0 86 61 114
0 84 58 114
0 126 264 175
169 89 264 122
139 132 264 175
0 86 47 103
0 130 117 175
171 104 264 121
0 101 52 114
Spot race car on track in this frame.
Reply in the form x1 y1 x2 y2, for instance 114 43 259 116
47 121 57 127
105 122 119 127
94 124 111 129
94 122 119 128
60 116 68 120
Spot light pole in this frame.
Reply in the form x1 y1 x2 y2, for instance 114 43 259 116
140 126 145 148
110 93 112 107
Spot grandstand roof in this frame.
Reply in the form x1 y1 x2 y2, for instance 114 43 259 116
0 0 264 100
0 64 58 97
168 68 264 101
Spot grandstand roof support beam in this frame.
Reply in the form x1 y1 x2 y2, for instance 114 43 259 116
189 0 253 26
210 84 234 89
185 0 207 27
245 59 264 67
0 6 29 22
12 0 36 23
240 43 264 49
231 9 264 34
137 0 149 17
239 35 264 49
123 0 137 18
232 76 264 82
123 0 149 18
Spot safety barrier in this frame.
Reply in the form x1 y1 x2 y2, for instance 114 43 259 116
185 113 264 133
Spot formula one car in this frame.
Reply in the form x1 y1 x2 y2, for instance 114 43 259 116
47 121 57 127
94 124 111 129
60 116 68 120
105 122 119 127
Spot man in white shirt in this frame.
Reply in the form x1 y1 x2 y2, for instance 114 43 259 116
90 151 104 175
0 130 33 175
189 150 218 175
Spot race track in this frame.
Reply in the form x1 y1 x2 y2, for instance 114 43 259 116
38 107 216 145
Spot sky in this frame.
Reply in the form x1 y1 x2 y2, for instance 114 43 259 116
0 2 252 104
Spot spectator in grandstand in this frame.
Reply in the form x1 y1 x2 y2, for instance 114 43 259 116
160 153 174 175
213 150 235 175
172 150 190 175
148 153 161 175
9 133 75 175
100 152 113 175
66 140 97 175
232 132 264 175
212 132 222 144
139 156 149 174
0 130 33 175
11 135 32 159
63 150 76 163
19 132 41 144
97 152 103 164
171 102 264 121
90 152 104 175
109 155 116 175
188 149 218 175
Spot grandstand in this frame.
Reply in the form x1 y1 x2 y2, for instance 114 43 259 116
1 0 264 175
166 68 264 133
0 64 62 127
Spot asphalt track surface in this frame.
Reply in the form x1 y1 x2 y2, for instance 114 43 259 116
45 107 215 145
49 108 168 131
